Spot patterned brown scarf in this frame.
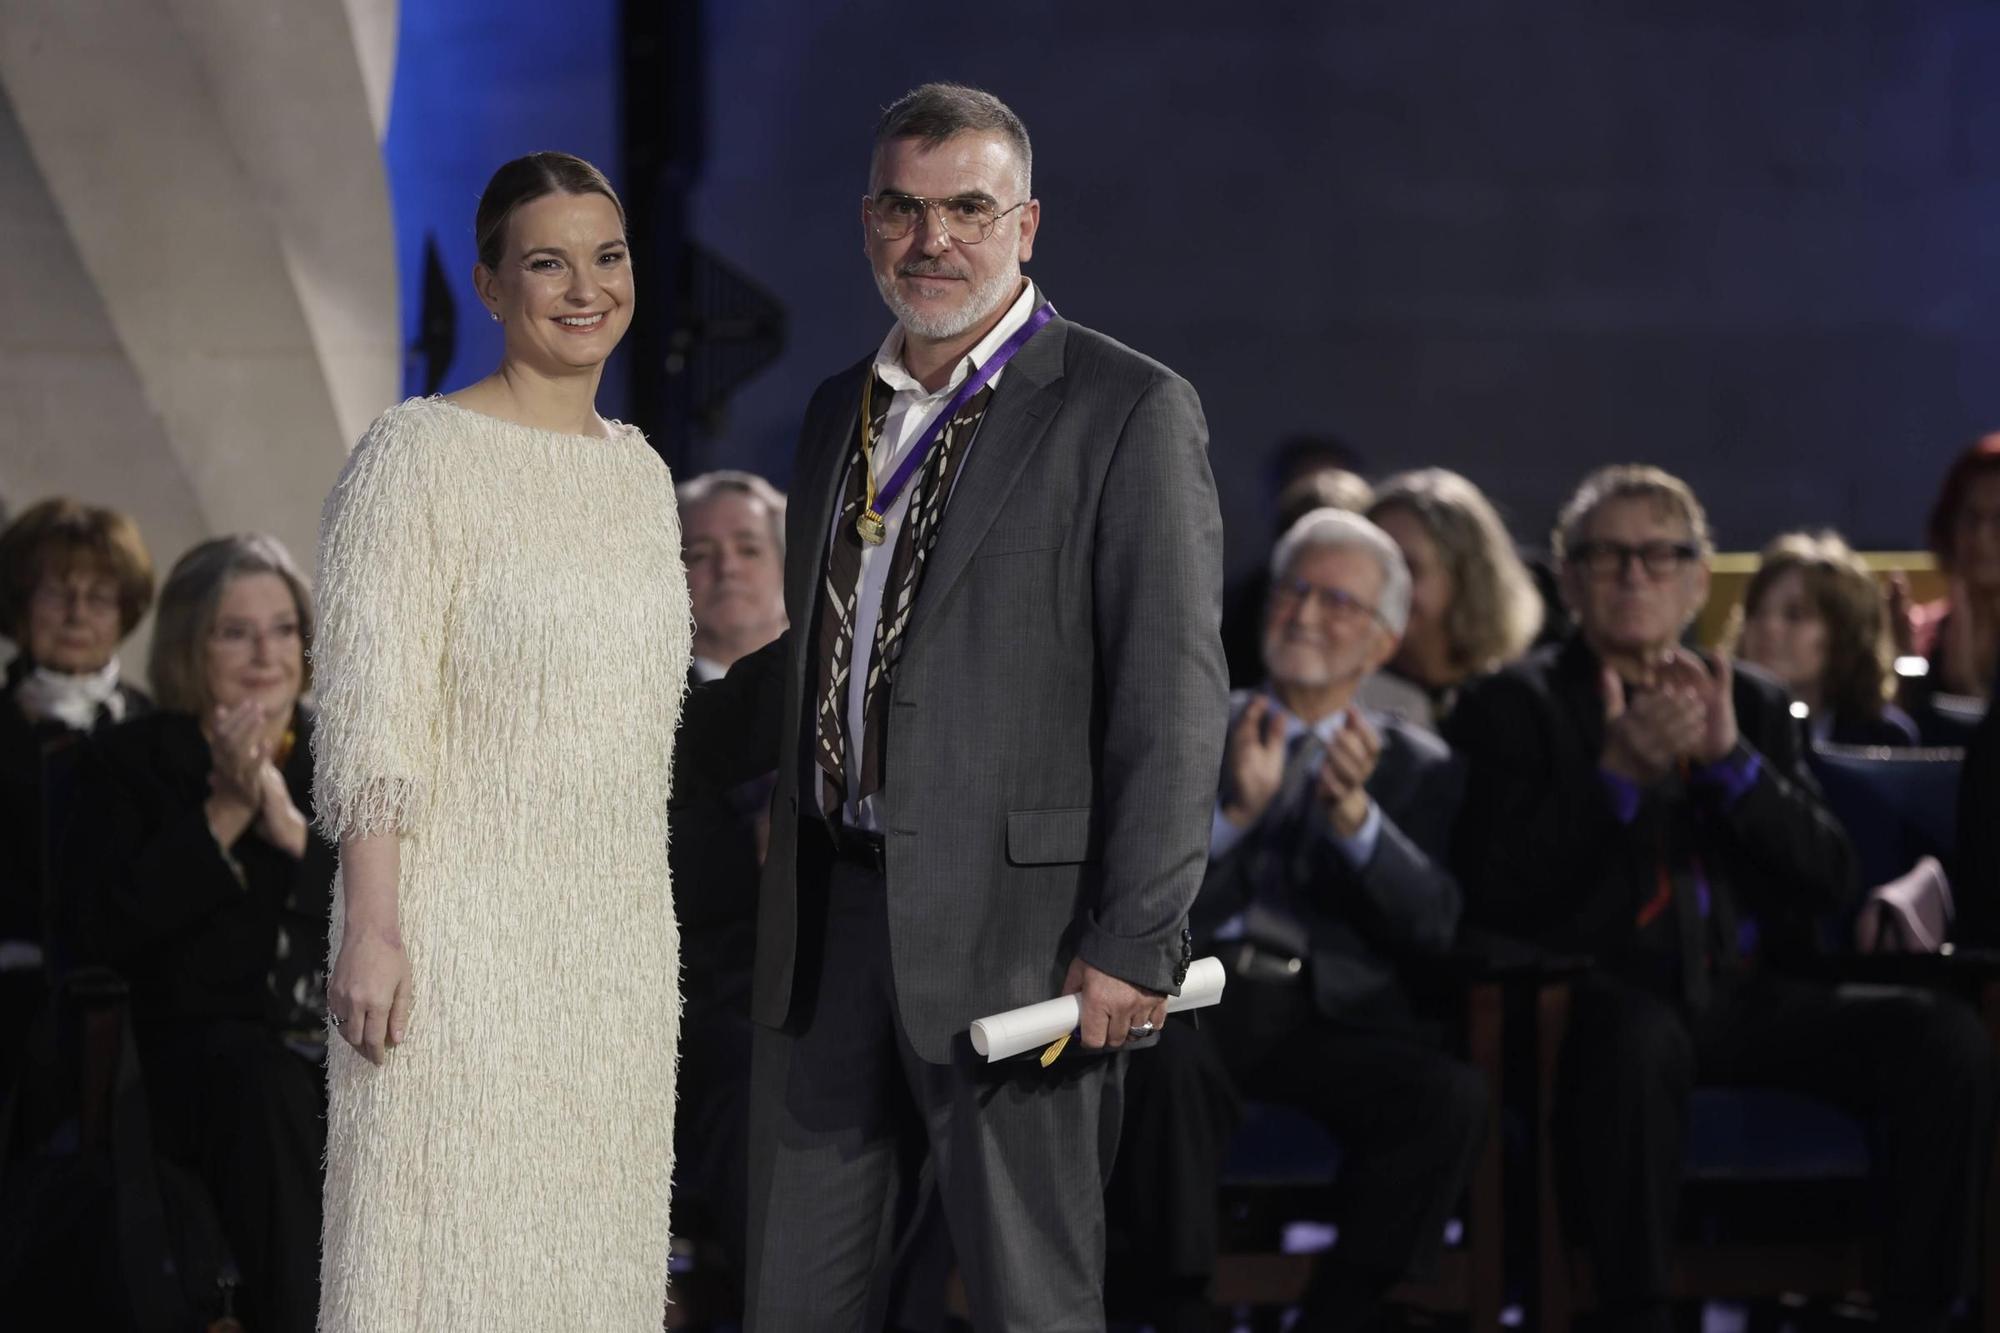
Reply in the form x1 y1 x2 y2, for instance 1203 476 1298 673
813 372 996 814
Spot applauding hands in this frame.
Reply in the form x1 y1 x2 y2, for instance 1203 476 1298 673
205 699 308 858
1219 693 1382 838
1600 649 1739 786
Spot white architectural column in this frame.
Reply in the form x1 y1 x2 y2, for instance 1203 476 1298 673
0 0 401 592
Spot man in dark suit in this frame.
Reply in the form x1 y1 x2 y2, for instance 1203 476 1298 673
674 84 1227 1331
1110 508 1483 1333
669 471 788 1311
1446 465 1997 1333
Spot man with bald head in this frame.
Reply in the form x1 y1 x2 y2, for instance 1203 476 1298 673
676 84 1226 1330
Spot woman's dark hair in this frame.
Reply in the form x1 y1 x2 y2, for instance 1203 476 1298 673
474 152 626 270
1926 433 2000 571
0 496 155 641
1737 530 1895 722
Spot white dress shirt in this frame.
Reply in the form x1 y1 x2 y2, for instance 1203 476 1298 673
834 280 1041 830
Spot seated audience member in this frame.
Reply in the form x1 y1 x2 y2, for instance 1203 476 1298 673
1959 664 2000 946
1221 456 1375 689
63 535 332 1333
1907 434 2000 704
669 470 787 1300
1446 466 1996 1333
1733 531 1918 748
0 498 155 1093
1361 468 1543 729
1111 508 1483 1333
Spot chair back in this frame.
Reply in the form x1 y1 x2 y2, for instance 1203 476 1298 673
1806 744 1963 891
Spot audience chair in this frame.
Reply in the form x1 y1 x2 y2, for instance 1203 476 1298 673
1210 946 1586 1332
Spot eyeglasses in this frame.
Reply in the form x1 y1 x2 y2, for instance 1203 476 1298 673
867 192 1027 245
32 579 120 616
208 620 301 653
1568 540 1701 580
1270 577 1384 627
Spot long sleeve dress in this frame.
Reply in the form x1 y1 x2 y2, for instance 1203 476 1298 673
312 397 689 1331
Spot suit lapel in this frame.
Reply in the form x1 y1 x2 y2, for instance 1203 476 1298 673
785 358 869 704
905 318 1069 641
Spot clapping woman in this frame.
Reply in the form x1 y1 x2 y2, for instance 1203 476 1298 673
66 534 332 1333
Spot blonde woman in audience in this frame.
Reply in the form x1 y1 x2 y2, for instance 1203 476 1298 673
1360 468 1543 728
1733 531 1919 748
65 534 330 1333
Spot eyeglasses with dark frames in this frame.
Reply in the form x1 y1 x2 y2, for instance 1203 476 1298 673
867 192 1028 245
1568 540 1701 580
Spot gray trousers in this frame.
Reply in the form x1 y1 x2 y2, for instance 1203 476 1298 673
745 854 1125 1333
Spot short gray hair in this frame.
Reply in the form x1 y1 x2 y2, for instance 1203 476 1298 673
873 83 1032 195
1270 508 1412 636
676 470 787 558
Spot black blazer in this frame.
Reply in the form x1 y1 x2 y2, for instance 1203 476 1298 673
0 670 151 946
668 667 764 1018
1195 699 1463 1029
1444 637 1857 992
64 707 334 1027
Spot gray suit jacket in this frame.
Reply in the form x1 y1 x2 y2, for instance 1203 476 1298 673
1195 696 1464 1028
674 312 1228 1063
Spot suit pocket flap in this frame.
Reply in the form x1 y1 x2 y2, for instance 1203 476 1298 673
1006 807 1099 866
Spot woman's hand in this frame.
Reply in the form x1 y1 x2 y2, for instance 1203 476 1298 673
328 922 412 1067
207 701 269 804
253 762 309 858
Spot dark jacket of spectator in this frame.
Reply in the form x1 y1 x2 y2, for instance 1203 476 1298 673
1194 698 1463 1029
68 706 331 1026
1957 670 2000 947
0 658 152 947
1445 636 1858 995
60 704 332 1333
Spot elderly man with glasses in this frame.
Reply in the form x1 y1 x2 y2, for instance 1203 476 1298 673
1110 507 1485 1333
1446 465 1997 1333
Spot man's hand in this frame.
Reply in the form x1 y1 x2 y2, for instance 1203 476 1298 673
1315 710 1381 838
1062 957 1167 1051
1661 649 1739 765
1219 695 1286 828
1600 665 1705 785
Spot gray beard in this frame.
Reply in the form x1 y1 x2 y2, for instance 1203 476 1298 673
878 263 1021 342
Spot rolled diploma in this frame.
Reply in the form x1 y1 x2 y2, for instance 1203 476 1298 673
968 956 1228 1061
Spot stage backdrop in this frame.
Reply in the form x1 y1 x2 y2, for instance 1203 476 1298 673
689 0 2000 575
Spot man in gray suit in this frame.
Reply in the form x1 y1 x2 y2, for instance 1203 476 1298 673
674 84 1227 1331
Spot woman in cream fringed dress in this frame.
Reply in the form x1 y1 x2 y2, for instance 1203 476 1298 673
312 153 688 1331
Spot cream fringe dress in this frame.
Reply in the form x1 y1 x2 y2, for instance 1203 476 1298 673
312 397 688 1331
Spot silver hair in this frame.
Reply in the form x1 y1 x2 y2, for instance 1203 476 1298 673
675 470 788 558
1269 507 1412 637
149 533 314 714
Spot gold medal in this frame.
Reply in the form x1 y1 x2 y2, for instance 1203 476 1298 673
856 510 887 545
